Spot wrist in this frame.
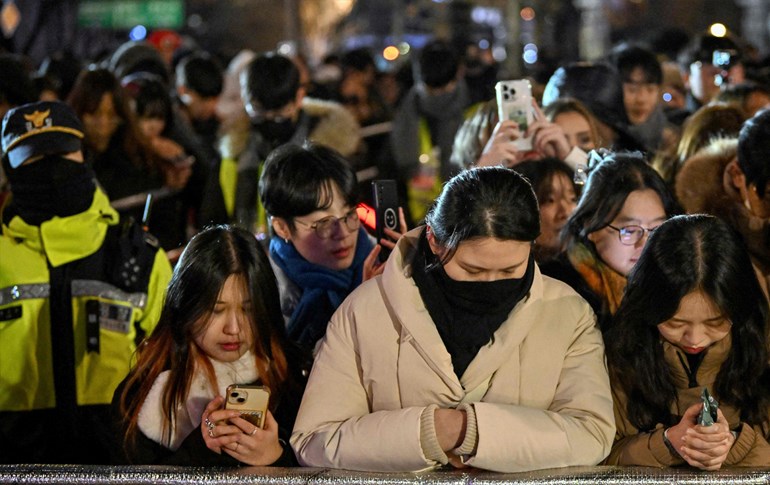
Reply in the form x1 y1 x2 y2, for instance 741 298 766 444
264 438 285 466
435 408 466 451
662 428 681 458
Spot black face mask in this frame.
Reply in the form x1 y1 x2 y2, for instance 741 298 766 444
432 260 534 315
254 118 297 145
8 155 96 225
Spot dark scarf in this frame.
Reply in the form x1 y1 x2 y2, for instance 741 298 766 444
6 155 96 225
411 231 535 378
628 104 667 153
269 227 373 347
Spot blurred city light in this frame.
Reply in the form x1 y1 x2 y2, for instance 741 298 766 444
479 39 490 50
662 92 672 102
709 23 727 37
520 7 535 21
383 45 400 61
129 25 147 41
492 45 507 62
471 6 502 25
523 43 538 64
398 42 410 55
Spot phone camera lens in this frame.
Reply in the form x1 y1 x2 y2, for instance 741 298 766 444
230 392 238 398
237 397 246 403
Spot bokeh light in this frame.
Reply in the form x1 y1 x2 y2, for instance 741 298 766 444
709 23 727 37
129 25 147 41
520 7 535 21
383 45 400 61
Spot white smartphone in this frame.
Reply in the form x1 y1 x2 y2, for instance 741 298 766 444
495 79 534 151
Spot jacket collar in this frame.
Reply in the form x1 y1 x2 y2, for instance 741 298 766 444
3 187 119 267
381 227 544 392
662 333 731 388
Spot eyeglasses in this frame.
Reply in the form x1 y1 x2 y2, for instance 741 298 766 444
294 209 360 239
607 224 659 246
245 100 296 124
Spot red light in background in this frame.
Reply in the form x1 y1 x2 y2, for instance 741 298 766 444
357 203 376 231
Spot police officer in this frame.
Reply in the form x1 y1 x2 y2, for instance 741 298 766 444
0 101 172 464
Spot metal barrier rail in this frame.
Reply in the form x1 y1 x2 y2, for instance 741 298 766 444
1 465 769 484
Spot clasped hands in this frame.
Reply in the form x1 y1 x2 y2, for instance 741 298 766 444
665 403 736 470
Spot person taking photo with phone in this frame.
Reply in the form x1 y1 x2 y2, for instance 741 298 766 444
603 215 770 468
291 167 614 472
259 142 406 351
112 225 307 465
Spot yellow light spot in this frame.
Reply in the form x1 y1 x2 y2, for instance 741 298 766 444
520 7 535 21
709 23 727 38
419 154 430 164
383 46 400 61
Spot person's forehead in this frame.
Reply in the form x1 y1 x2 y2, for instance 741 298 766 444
625 67 658 84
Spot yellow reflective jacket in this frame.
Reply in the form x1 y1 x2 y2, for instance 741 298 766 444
0 188 172 412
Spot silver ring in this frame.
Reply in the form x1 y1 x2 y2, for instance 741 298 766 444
205 418 215 431
208 429 214 438
250 427 258 436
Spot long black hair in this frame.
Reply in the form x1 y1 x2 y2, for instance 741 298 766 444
605 214 770 432
119 225 294 448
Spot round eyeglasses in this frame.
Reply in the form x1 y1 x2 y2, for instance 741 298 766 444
294 209 361 239
607 224 658 246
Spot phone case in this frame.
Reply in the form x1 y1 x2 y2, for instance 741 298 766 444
495 80 534 151
372 180 400 263
224 385 270 429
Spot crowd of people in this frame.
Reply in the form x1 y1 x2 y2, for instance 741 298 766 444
0 26 769 471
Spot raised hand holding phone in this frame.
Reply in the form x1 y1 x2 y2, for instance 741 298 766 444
372 180 402 263
495 79 534 151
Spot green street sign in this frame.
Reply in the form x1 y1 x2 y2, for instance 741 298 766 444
78 0 184 29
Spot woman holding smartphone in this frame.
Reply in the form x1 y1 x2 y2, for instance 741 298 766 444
604 215 770 468
112 225 307 465
291 167 614 472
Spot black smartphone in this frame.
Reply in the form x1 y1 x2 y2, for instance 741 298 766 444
372 179 400 263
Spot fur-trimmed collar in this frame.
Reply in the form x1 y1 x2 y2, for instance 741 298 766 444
218 97 360 160
137 351 258 450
